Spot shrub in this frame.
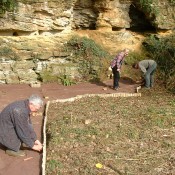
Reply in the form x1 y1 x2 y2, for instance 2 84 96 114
0 0 16 14
64 36 112 82
169 0 175 4
135 0 160 19
143 34 175 92
126 51 147 65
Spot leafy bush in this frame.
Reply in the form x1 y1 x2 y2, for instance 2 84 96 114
143 34 175 92
126 51 147 65
137 0 159 16
0 0 16 14
169 0 175 4
64 36 112 82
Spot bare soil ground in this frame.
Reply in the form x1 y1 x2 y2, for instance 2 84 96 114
0 79 137 175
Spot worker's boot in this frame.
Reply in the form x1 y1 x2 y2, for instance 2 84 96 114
6 149 26 157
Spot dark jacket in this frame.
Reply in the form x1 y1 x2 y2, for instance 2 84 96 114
0 100 37 151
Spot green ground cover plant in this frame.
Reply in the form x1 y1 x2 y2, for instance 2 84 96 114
46 88 175 175
59 73 75 86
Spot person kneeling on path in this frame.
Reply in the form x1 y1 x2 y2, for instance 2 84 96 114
110 49 129 90
132 59 157 89
0 94 43 157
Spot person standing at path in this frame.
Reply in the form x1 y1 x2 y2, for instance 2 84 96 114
0 94 43 157
132 59 157 88
110 49 129 90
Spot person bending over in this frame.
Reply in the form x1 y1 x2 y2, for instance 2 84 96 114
133 59 157 89
110 49 129 90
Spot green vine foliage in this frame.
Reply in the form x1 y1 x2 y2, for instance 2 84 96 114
138 0 159 17
0 0 17 14
64 36 112 82
169 0 175 4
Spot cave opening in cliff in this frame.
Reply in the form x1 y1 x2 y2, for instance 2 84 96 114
72 0 98 30
13 32 19 36
129 4 156 32
112 27 126 31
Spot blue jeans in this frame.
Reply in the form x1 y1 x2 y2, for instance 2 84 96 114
144 62 157 88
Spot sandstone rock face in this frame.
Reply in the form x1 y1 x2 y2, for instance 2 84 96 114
94 0 131 31
0 0 174 84
0 34 74 84
0 0 74 36
0 0 174 35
